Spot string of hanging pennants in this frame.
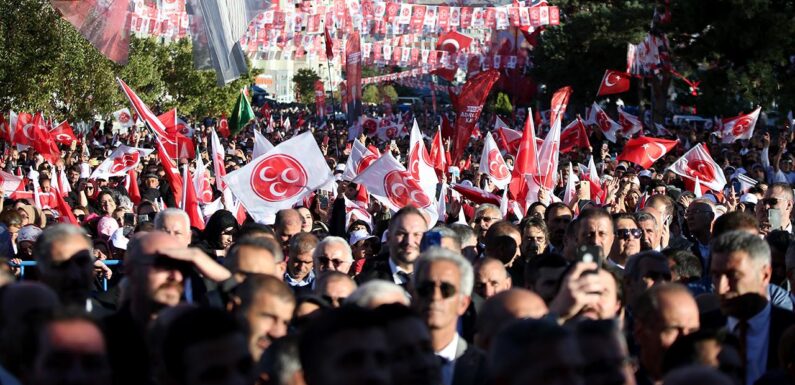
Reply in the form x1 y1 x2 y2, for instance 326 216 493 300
127 0 559 61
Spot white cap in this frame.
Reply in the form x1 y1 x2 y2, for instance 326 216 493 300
349 229 376 245
110 228 129 250
639 170 653 178
335 163 346 172
17 225 42 244
740 193 758 204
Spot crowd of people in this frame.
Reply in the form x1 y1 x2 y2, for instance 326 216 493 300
0 101 793 385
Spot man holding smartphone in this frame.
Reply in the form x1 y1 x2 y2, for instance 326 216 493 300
756 182 794 235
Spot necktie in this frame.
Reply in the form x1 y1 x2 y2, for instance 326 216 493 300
736 320 749 372
396 271 411 286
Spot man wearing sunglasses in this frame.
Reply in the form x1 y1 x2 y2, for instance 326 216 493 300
755 182 794 235
473 204 501 251
609 214 642 270
412 248 487 385
313 236 354 276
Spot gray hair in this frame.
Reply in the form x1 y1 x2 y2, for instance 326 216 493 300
474 203 500 218
711 230 771 267
634 212 658 231
427 226 461 250
33 224 91 267
313 236 352 262
449 223 476 246
154 208 190 231
624 251 669 281
344 280 410 308
413 247 474 296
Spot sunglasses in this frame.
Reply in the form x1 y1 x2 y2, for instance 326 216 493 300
761 198 784 207
321 295 347 304
317 257 350 268
415 281 458 299
615 228 643 240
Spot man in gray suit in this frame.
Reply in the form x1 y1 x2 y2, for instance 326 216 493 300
412 247 487 385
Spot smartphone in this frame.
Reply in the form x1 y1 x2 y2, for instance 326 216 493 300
322 135 330 146
576 245 602 267
769 208 782 230
578 181 590 200
318 195 329 210
124 213 136 226
137 214 151 224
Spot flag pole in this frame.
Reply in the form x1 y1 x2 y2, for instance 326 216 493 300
326 57 336 117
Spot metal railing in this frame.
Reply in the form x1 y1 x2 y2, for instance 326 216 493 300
9 260 122 291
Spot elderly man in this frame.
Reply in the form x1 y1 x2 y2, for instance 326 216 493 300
473 203 502 249
346 280 410 308
315 271 357 308
707 230 795 385
633 283 700 384
154 208 192 247
231 274 295 362
412 247 487 385
313 236 354 276
474 258 512 299
358 206 428 287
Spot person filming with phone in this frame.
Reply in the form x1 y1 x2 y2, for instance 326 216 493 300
756 182 794 235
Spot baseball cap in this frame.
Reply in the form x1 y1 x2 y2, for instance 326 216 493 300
639 170 653 178
110 228 129 250
349 229 375 246
17 225 42 244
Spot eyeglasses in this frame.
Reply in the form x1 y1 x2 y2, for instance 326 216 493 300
760 198 787 207
317 257 351 268
415 281 458 299
475 216 498 224
321 295 347 305
615 228 643 240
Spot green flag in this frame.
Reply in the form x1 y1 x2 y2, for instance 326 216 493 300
229 88 255 136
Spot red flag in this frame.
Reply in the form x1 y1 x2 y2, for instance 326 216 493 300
497 126 523 154
450 70 500 163
429 128 447 176
596 70 631 96
51 0 131 64
548 86 572 133
0 113 9 143
127 169 141 205
50 121 78 145
315 80 326 118
218 114 231 138
345 30 362 122
181 165 205 230
560 118 591 153
588 102 621 143
509 108 540 203
117 78 183 204
13 112 33 147
617 136 678 169
451 183 502 205
720 107 761 144
31 113 61 164
433 30 474 81
53 186 78 225
324 26 334 59
618 109 643 138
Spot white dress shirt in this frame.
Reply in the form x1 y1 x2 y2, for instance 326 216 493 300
727 302 771 385
436 333 459 385
389 258 411 286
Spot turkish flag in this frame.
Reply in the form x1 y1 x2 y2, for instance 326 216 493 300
433 30 474 81
497 126 522 155
343 139 379 181
668 143 727 192
560 118 591 153
617 109 643 138
210 129 228 191
537 105 563 190
585 156 604 203
90 145 153 180
126 169 141 205
218 115 231 138
352 152 438 226
0 113 10 143
451 183 502 205
409 120 439 199
13 112 34 147
588 102 621 143
720 107 761 144
450 69 500 163
324 26 334 59
180 165 205 230
548 86 572 131
50 121 78 145
509 108 540 203
479 132 511 189
617 136 678 169
596 70 631 96
30 113 61 164
224 132 332 224
53 186 78 225
429 128 447 177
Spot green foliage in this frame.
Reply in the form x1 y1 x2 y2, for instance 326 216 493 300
494 92 513 115
361 85 399 104
292 68 321 105
0 0 252 121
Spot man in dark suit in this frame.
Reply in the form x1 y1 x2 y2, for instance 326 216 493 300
412 247 487 385
357 206 429 287
704 230 795 385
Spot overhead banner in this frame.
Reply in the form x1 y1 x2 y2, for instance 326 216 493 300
346 30 362 124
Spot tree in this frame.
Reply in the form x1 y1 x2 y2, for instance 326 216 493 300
494 92 513 116
362 85 380 104
292 68 321 105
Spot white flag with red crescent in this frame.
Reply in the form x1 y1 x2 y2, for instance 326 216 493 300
210 129 227 191
720 107 761 144
113 108 134 128
668 143 727 192
408 119 439 199
253 129 275 159
224 132 332 224
0 171 23 198
90 145 153 180
194 151 214 204
479 132 511 189
343 139 379 181
352 152 438 226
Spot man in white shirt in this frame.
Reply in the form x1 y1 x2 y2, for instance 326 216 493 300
756 182 794 235
412 247 487 385
709 230 795 385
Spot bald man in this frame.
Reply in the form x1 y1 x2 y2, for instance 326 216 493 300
474 258 512 299
474 289 548 350
274 209 304 254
